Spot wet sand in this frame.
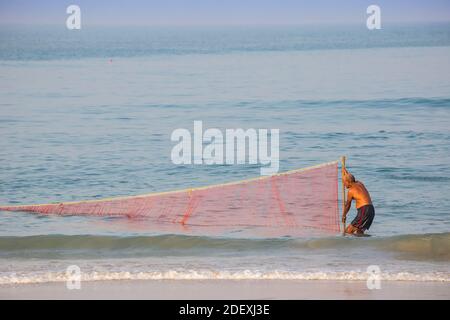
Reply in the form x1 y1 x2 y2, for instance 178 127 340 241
1 280 449 300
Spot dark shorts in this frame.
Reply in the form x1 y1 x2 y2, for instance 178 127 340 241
351 204 375 231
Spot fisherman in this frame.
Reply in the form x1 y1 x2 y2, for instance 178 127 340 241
342 168 375 235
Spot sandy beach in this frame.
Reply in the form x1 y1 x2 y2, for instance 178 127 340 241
1 280 449 300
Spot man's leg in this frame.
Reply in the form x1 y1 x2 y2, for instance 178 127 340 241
345 224 356 234
345 224 363 235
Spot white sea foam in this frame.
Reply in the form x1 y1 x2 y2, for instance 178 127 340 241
1 270 448 285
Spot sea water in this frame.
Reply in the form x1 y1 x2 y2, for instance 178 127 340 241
0 24 449 284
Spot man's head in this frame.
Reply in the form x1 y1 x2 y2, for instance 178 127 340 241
343 172 355 188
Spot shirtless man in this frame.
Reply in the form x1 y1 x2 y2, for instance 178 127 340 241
342 168 375 235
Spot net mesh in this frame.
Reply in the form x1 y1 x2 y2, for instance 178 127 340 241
0 161 340 236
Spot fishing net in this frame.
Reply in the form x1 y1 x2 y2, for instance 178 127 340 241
0 161 340 236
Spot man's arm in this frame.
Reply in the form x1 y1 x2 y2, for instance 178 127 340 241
342 190 353 223
342 167 349 177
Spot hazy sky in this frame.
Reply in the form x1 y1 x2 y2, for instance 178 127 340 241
1 0 449 25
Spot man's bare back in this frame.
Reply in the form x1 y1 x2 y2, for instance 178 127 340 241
347 181 372 209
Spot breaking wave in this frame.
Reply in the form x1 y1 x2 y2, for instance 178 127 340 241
0 270 448 285
0 232 449 261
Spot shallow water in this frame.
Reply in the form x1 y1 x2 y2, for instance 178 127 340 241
0 25 449 284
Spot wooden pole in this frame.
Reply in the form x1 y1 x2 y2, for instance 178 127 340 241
341 156 346 236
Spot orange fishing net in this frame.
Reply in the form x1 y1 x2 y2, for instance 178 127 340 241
0 161 340 236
